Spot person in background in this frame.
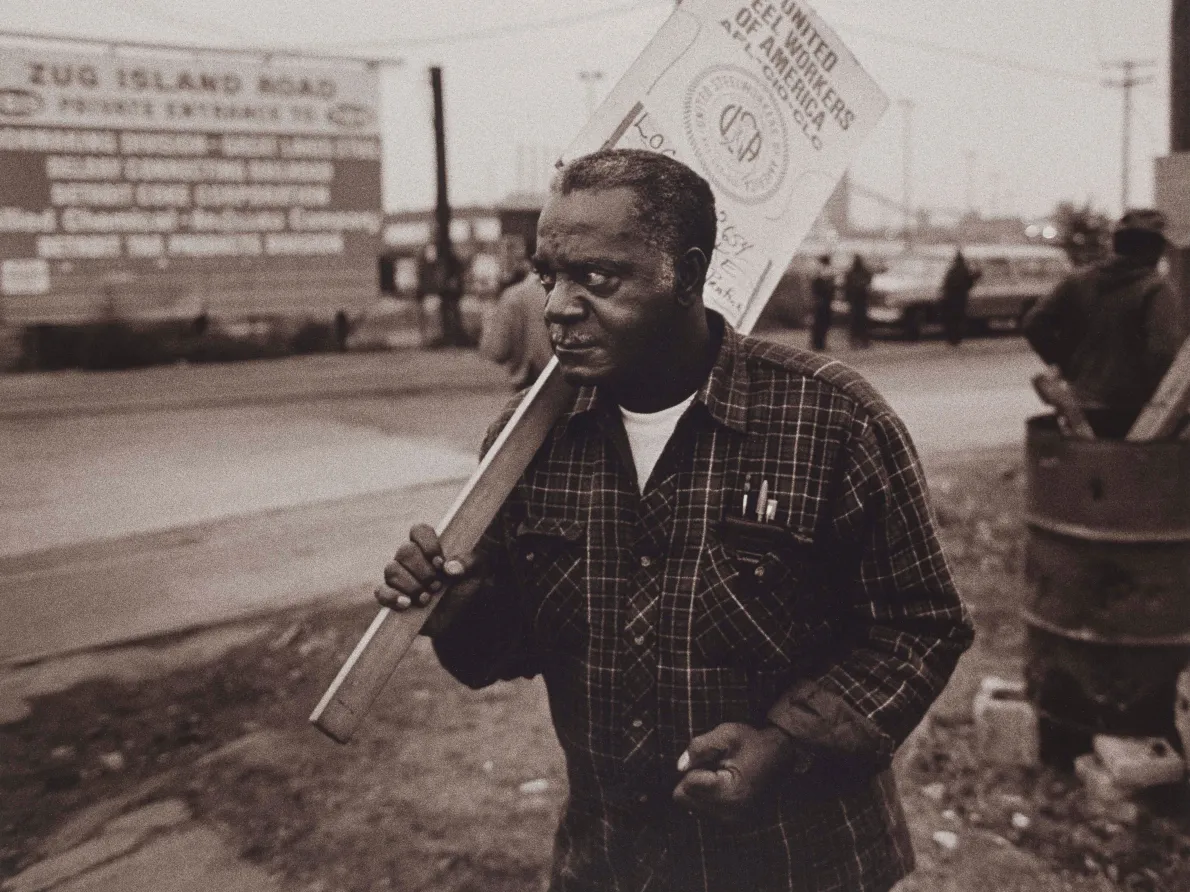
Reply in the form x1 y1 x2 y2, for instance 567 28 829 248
1022 209 1180 423
809 254 835 351
378 149 972 892
844 254 873 349
478 260 554 389
939 249 981 346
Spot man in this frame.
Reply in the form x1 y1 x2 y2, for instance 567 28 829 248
809 253 835 351
1022 209 1180 420
844 253 873 348
377 149 972 892
479 261 554 389
939 249 980 347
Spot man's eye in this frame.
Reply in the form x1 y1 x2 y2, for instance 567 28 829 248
535 270 556 290
580 270 613 289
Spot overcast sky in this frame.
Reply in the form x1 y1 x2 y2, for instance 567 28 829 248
1 0 1175 225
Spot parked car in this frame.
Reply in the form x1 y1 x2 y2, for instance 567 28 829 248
863 244 1072 339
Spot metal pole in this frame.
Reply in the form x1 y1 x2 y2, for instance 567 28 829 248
1172 0 1190 337
430 66 465 347
578 70 605 120
1103 59 1155 214
899 98 914 247
1123 60 1133 210
964 150 976 217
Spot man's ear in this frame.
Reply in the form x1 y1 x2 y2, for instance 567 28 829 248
674 247 710 307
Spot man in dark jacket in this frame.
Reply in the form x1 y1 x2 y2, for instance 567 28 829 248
939 249 981 346
379 149 972 892
1022 209 1180 420
843 254 873 348
809 254 835 351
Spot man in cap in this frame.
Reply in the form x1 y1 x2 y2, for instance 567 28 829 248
378 149 972 891
1023 209 1181 420
939 248 981 347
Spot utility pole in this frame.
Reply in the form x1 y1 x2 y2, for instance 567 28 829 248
430 66 467 347
898 98 914 246
964 150 977 218
1170 0 1190 336
578 70 605 120
1102 59 1156 212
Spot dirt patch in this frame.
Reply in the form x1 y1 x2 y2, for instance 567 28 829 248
3 446 1188 891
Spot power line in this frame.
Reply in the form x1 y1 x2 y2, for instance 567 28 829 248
111 0 252 41
303 1 669 51
837 21 1110 86
0 28 403 67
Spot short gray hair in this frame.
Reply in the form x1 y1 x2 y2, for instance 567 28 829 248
551 149 717 261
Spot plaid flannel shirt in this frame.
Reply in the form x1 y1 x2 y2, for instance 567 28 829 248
434 317 973 892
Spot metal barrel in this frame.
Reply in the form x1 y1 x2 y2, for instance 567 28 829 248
1024 412 1190 747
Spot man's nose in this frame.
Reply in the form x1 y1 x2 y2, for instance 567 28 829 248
544 281 587 324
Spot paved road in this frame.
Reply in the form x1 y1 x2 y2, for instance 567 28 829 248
0 337 1045 663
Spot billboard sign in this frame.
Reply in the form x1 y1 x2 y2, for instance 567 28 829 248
0 44 382 319
561 0 888 331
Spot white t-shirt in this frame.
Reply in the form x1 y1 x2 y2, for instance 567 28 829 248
619 393 697 492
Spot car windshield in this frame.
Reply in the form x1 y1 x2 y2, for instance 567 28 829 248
882 255 948 279
979 258 1012 281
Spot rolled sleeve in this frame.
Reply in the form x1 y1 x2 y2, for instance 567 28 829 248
429 397 541 688
768 409 973 765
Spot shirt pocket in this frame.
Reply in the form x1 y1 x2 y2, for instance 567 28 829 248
513 515 588 652
693 519 815 672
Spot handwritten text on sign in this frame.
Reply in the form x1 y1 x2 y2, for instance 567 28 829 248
562 0 888 331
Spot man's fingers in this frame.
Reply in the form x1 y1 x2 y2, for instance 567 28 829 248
392 541 438 588
408 524 444 568
374 581 414 610
680 724 740 770
675 768 724 799
673 768 738 819
442 549 485 579
382 559 435 596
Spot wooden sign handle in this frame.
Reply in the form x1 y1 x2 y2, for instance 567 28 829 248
310 359 576 742
1127 336 1190 442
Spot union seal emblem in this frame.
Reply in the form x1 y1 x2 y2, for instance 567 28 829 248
683 66 788 206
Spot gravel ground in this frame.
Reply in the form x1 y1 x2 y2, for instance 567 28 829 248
3 446 1188 891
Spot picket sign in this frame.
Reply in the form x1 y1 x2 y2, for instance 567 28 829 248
1127 336 1190 441
311 0 889 743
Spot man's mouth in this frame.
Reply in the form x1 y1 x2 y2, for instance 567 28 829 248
552 336 598 352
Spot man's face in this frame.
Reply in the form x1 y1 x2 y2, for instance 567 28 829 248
532 187 680 387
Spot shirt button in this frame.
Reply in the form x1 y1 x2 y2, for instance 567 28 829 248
638 793 649 804
524 551 535 563
754 565 766 579
639 555 652 568
632 718 643 728
633 635 645 646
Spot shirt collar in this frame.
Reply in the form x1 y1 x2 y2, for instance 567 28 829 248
562 311 749 435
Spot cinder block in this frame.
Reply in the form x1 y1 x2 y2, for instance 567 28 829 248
1092 735 1185 789
973 676 1040 768
1074 753 1140 823
1176 669 1190 762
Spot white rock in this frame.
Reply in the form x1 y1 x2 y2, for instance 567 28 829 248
518 779 549 795
1011 812 1031 830
932 830 960 851
921 782 946 801
98 752 125 772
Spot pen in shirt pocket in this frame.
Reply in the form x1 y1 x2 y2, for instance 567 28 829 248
740 476 780 523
